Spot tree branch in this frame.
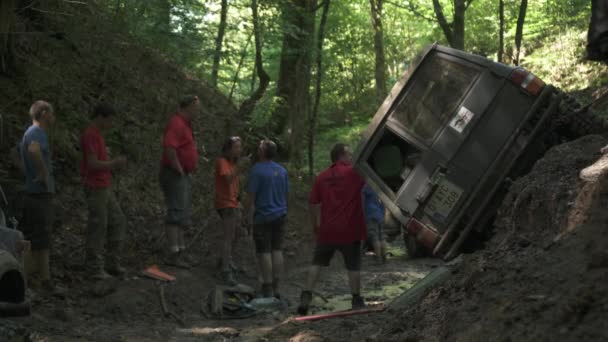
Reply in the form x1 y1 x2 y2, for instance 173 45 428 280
384 0 435 22
313 0 325 12
432 0 453 46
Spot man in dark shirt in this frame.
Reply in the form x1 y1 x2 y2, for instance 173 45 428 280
297 143 367 315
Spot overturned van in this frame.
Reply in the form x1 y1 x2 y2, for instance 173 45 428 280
354 44 606 259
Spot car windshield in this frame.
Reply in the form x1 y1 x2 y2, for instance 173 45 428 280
390 53 480 144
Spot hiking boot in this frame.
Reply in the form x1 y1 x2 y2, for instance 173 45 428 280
297 290 312 316
165 252 191 269
85 250 112 280
261 283 274 298
221 270 237 286
351 294 366 310
106 241 127 277
40 280 68 299
105 264 127 277
272 278 281 299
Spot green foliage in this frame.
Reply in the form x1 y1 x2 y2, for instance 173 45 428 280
95 0 600 165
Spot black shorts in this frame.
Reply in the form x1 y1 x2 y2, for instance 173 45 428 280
217 207 240 219
312 241 362 271
253 216 286 254
19 193 54 251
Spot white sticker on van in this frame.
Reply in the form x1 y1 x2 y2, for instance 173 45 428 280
449 106 475 133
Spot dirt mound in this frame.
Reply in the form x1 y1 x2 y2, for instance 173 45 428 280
370 135 608 342
0 2 241 272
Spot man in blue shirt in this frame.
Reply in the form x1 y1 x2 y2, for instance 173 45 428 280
243 140 289 298
19 100 57 292
362 184 387 264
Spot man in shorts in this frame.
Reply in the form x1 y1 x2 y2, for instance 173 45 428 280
19 100 57 292
160 95 200 268
362 184 387 264
297 143 367 315
243 140 289 298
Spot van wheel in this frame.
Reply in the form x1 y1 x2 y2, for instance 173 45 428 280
403 232 425 258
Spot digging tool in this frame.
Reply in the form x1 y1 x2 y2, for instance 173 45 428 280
142 264 176 282
294 303 385 322
156 281 185 326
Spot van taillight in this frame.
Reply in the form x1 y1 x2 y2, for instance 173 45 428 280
509 68 545 96
406 219 440 249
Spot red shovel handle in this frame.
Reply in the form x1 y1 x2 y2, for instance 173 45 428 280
294 305 385 322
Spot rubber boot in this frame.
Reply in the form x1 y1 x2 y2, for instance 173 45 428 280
165 251 191 269
85 249 111 280
221 269 237 286
351 294 366 310
297 290 312 316
272 278 281 299
261 283 274 298
105 240 126 277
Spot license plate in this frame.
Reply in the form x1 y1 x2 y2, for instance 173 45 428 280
425 180 463 223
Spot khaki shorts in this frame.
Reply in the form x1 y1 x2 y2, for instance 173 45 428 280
159 166 192 227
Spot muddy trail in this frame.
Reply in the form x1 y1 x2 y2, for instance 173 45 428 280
4 137 608 341
3 139 608 342
260 135 608 342
2 186 440 342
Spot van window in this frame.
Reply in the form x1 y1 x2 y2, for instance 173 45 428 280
390 54 479 143
367 128 422 193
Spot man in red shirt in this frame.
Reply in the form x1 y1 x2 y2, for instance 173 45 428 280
159 95 200 268
80 103 128 280
297 143 367 315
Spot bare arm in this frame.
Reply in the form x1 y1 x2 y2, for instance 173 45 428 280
86 153 125 170
10 145 24 174
165 147 184 175
27 141 48 184
243 192 255 234
222 155 251 183
309 203 321 235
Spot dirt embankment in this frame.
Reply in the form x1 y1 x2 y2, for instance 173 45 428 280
264 135 608 342
0 2 240 271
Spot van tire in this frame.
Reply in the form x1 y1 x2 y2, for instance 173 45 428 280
403 232 425 258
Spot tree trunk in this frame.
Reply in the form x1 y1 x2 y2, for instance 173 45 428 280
432 0 454 47
274 0 316 165
369 0 387 102
432 0 471 50
0 0 17 75
452 0 466 50
514 0 528 66
236 0 270 118
211 0 228 87
309 0 330 178
228 33 253 103
498 0 504 63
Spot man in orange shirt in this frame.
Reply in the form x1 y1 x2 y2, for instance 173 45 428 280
160 95 200 268
215 136 249 285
